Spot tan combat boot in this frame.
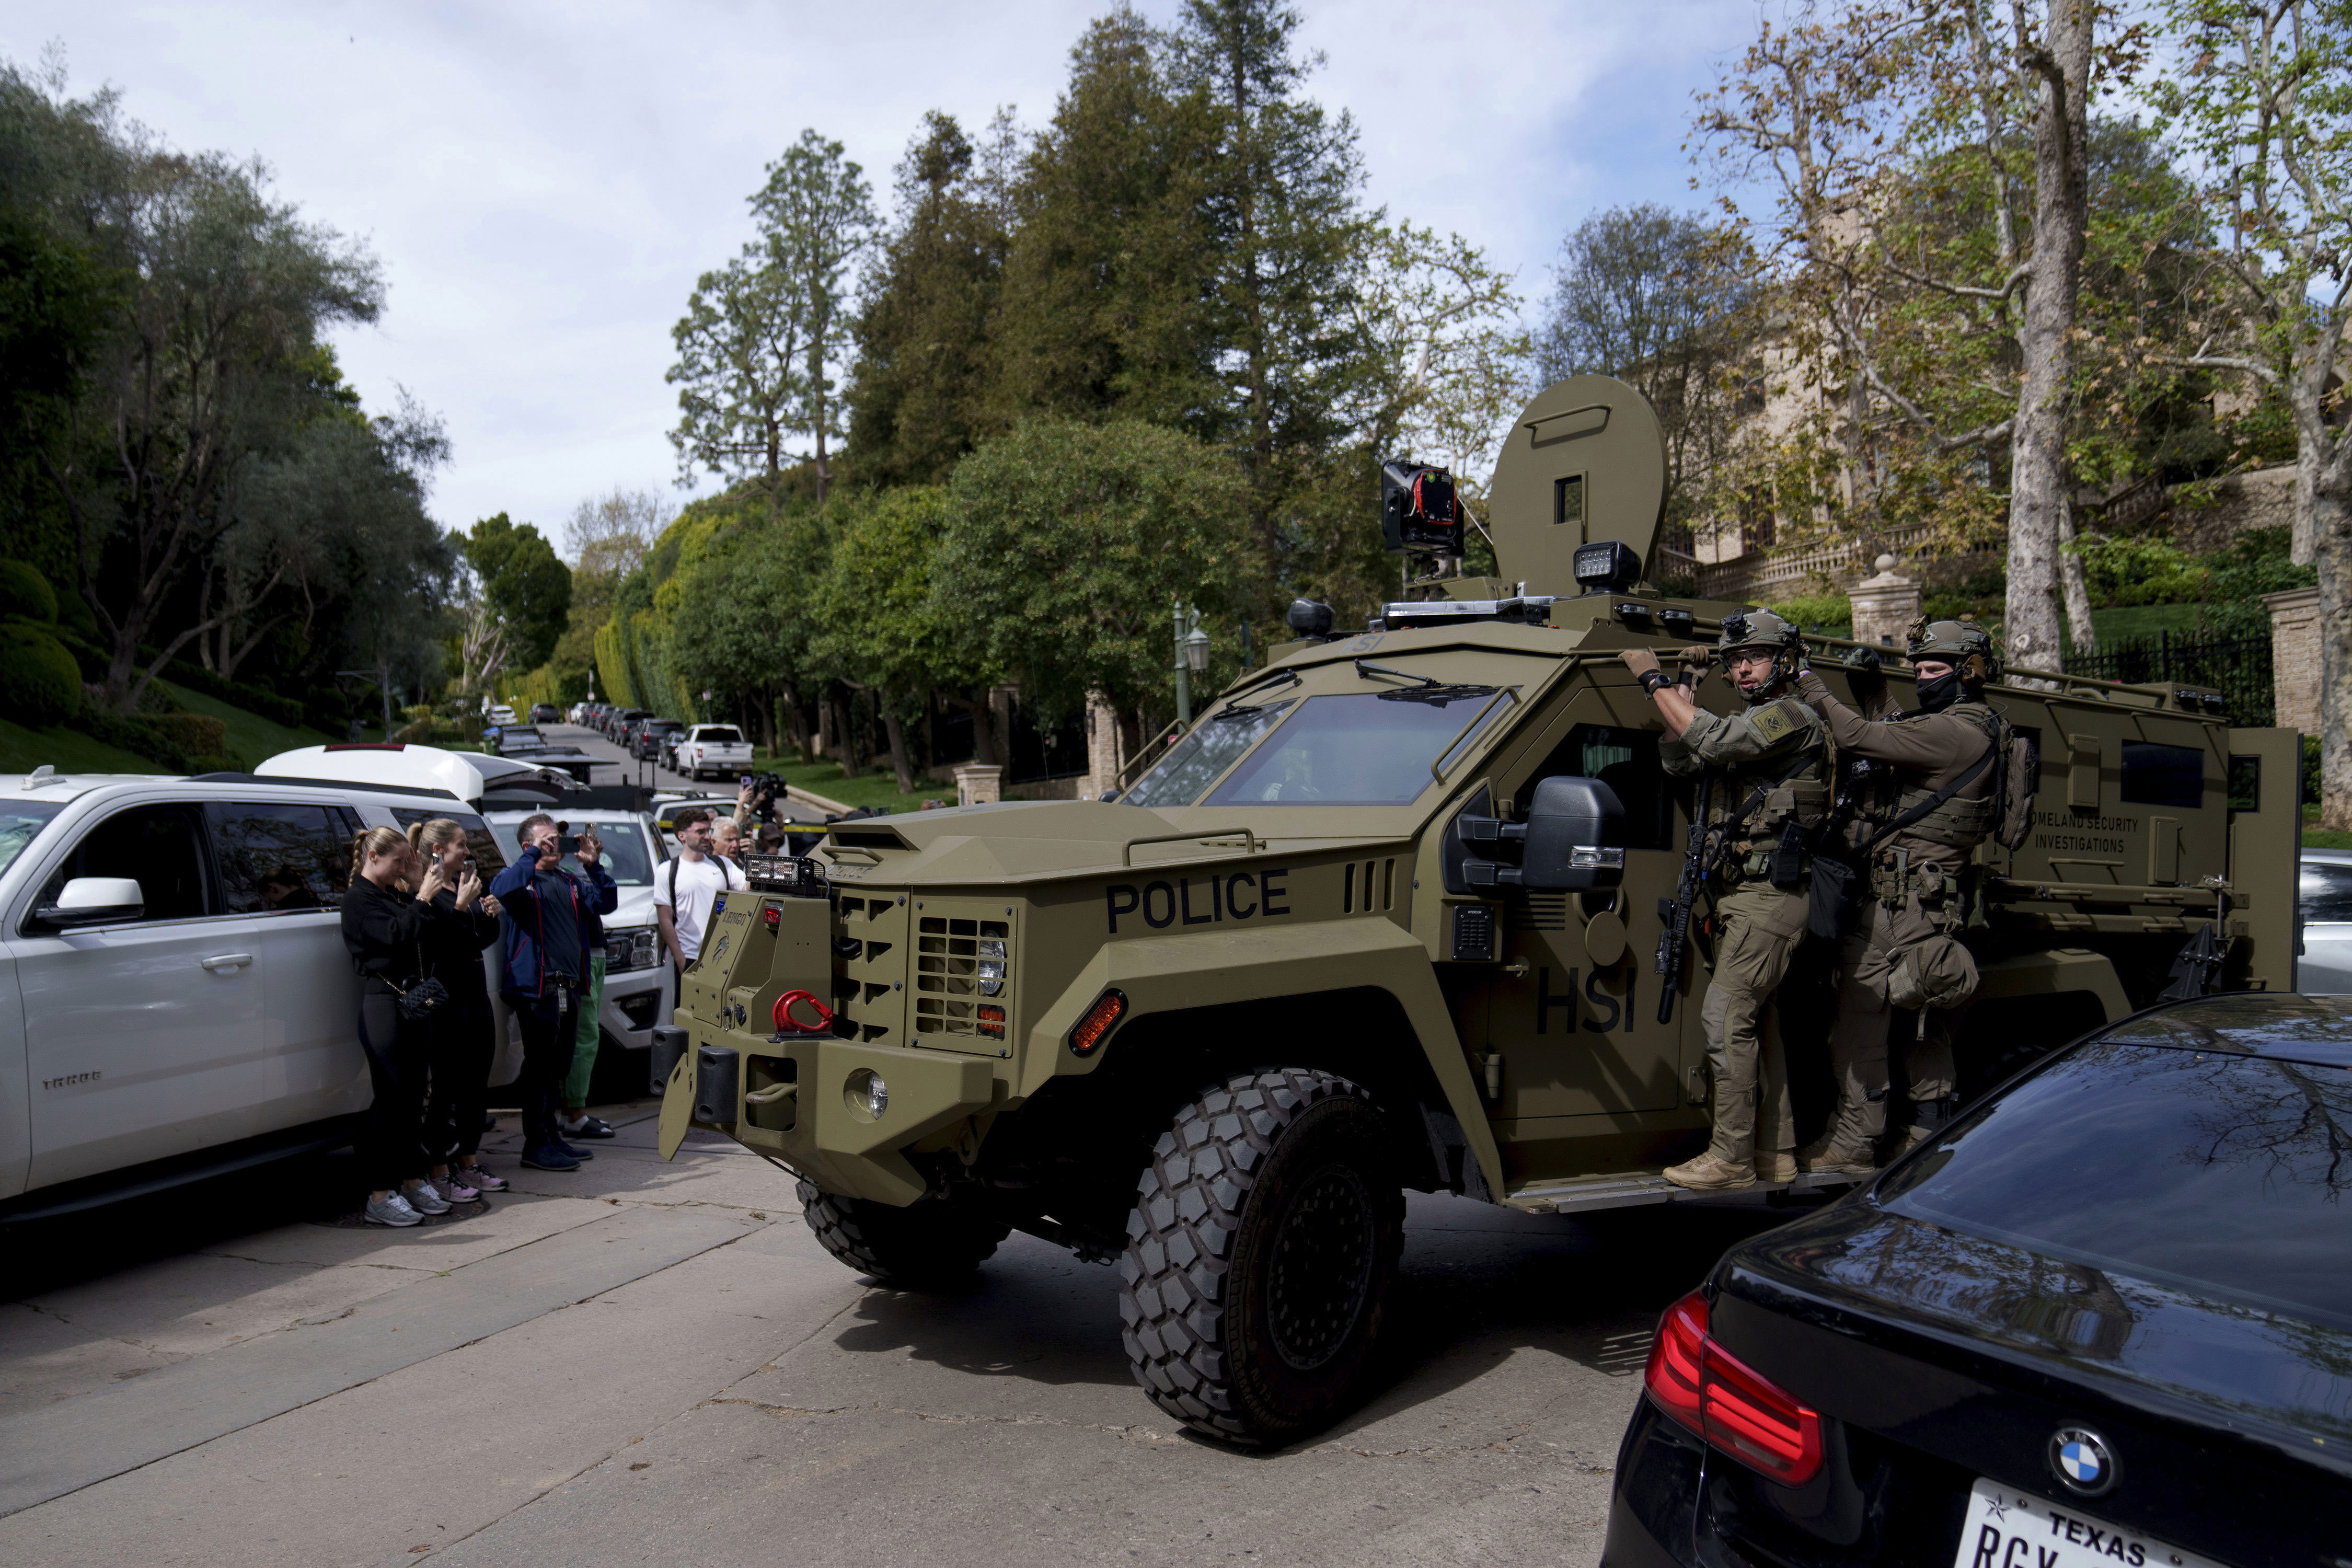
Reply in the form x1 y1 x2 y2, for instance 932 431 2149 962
1663 1150 1756 1191
1755 1148 1798 1184
1796 1135 1876 1177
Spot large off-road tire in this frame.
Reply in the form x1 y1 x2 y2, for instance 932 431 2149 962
1120 1069 1404 1446
795 1180 1009 1288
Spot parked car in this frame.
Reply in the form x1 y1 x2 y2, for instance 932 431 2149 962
0 763 515 1220
607 708 649 743
675 723 755 782
1605 989 2352 1568
633 719 684 763
480 805 674 1099
487 704 516 726
2299 848 2352 993
529 703 560 724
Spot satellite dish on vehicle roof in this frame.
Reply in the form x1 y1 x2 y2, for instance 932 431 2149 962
1485 375 1668 598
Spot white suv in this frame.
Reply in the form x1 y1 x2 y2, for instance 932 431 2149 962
0 767 510 1218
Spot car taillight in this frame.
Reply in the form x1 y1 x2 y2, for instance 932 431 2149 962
1642 1288 1823 1485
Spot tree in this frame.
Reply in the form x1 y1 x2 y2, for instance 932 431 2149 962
552 486 672 699
8 66 384 710
1174 0 1375 562
813 487 979 793
1535 204 1753 539
847 112 1013 488
668 130 875 500
991 15 1225 435
935 419 1251 748
462 513 570 678
2154 0 2352 825
1695 1 2122 675
668 503 832 762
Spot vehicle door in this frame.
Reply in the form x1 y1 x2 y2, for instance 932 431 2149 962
1468 710 1695 1169
0 800 66 1202
207 800 370 1131
2297 857 2352 995
15 800 264 1188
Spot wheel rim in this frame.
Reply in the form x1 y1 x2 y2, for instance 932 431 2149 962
1265 1160 1376 1371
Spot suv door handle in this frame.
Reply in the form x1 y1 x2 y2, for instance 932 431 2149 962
200 953 254 971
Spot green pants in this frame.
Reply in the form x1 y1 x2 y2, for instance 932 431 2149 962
1700 878 1806 1162
1825 889 1962 1145
561 954 606 1109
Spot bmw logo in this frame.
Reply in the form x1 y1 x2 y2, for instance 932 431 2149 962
2048 1426 2118 1496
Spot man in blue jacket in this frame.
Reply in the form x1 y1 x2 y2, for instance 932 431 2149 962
491 814 618 1171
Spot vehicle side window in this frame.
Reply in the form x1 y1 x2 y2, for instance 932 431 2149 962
207 802 354 913
2120 741 2204 809
2300 862 2352 923
388 808 508 874
1520 723 1674 851
39 803 211 922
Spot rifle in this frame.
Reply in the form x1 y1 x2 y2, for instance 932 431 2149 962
1655 771 1715 1023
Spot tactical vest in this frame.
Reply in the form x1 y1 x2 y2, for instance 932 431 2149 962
1708 697 1831 857
1883 702 2004 850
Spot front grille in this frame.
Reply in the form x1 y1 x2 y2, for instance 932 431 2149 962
915 914 1009 1045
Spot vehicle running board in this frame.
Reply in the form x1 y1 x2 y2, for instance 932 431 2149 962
1501 1168 1875 1215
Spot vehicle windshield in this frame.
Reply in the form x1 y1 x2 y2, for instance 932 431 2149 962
492 820 661 887
1122 699 1297 809
1198 690 1517 806
1878 1034 2352 1329
0 802 65 880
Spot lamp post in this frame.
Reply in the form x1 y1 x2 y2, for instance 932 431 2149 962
1172 599 1210 727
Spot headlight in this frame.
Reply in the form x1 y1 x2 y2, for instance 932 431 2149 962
845 1069 887 1121
606 927 660 972
977 937 1006 993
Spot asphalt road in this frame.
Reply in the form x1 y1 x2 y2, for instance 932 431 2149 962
0 1100 1820 1567
547 723 825 824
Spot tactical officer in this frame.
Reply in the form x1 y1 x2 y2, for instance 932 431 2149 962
1619 609 1829 1191
1794 619 2005 1170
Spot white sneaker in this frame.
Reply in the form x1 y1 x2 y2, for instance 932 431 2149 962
403 1181 452 1216
364 1192 421 1227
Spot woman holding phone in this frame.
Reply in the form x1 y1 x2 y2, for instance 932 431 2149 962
341 826 456 1227
409 820 505 1201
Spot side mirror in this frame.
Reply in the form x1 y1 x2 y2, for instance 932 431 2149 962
1518 776 1628 891
33 876 146 929
1450 777 1627 893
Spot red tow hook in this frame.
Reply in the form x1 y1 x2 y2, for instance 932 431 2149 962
771 989 834 1037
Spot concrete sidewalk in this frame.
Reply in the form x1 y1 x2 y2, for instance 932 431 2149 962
0 1104 1796 1566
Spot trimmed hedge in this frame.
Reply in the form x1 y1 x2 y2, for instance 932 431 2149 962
45 627 310 729
0 625 82 725
0 560 59 624
78 709 232 774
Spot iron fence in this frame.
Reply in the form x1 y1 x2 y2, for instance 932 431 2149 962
2061 628 2273 727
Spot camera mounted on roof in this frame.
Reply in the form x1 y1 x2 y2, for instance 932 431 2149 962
1380 460 1463 556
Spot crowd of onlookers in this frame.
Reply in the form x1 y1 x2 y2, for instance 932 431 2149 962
334 779 795 1226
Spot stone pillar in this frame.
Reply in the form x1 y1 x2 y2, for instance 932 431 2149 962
1848 554 1922 649
1083 692 1124 800
953 764 1004 808
2264 586 2321 736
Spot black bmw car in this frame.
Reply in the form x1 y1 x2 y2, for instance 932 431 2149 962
1606 991 2352 1568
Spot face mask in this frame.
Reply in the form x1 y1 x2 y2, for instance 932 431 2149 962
1916 670 1962 712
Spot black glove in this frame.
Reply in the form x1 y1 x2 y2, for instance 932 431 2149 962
1841 645 1882 674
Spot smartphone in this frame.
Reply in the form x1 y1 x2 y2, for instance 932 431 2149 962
464 856 477 875
557 833 582 855
741 774 753 787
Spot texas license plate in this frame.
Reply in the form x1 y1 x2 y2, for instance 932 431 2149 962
1954 1478 2227 1568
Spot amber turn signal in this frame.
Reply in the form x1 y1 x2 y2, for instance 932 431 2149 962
1067 988 1127 1057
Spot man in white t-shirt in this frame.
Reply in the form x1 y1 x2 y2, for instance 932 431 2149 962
654 808 747 973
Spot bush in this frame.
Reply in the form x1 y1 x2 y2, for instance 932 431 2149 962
0 559 59 624
2200 525 2316 639
2073 535 2206 607
1765 590 1852 631
0 624 82 724
78 710 230 773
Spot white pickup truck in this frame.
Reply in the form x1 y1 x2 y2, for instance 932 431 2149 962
673 724 754 782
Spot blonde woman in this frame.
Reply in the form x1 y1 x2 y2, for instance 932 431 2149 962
339 826 455 1227
407 820 504 1203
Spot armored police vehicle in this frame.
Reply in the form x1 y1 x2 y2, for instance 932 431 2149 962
652 376 2301 1447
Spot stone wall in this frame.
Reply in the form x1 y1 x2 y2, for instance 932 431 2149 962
2265 586 2320 737
2175 465 2296 552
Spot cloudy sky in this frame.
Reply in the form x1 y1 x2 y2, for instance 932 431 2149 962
4 1 1769 551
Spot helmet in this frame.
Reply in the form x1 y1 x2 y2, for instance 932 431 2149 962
1905 617 1999 688
1714 608 1807 700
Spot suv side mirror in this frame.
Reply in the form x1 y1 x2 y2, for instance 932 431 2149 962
1451 776 1628 893
32 876 146 929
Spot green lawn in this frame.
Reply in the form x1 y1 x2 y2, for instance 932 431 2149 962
753 755 956 814
155 679 338 769
0 716 163 775
2303 805 2352 850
